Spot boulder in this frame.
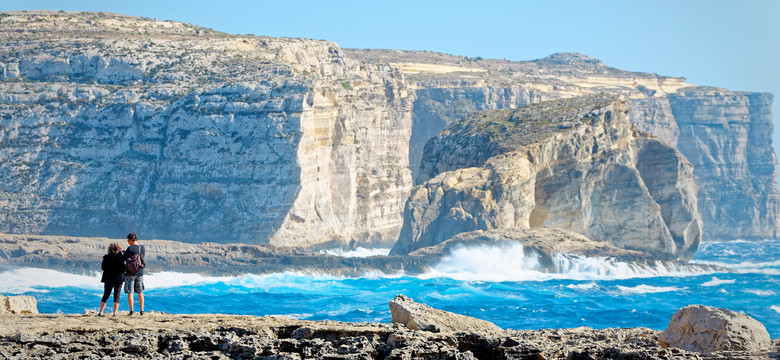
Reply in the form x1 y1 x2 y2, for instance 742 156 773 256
658 305 771 353
389 294 501 333
0 295 38 314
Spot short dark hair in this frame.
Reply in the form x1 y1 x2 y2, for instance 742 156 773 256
127 232 138 242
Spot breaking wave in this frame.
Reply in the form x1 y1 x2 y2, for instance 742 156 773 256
422 243 715 282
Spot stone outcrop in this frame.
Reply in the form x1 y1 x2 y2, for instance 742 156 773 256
392 96 701 260
0 11 776 248
659 305 772 354
389 294 502 333
0 296 37 314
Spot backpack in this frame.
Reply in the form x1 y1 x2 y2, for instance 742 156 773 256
125 245 146 274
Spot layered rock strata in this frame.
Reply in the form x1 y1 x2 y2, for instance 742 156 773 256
392 96 701 260
0 11 776 248
347 49 780 242
0 11 411 247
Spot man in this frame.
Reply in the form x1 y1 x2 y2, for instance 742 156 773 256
121 232 146 315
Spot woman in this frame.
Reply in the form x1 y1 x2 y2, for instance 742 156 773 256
98 243 125 316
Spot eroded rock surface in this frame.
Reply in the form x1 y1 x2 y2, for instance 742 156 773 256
659 305 772 354
0 11 776 249
0 11 412 248
0 296 37 314
0 310 776 359
393 96 701 259
389 294 502 333
348 49 780 243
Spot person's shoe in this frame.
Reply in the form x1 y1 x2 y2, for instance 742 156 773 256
140 311 144 316
128 311 134 316
97 313 103 317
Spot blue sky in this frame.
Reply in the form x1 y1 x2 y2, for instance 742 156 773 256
2 0 780 160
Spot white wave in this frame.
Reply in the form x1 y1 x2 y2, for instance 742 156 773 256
617 285 684 294
745 289 775 296
423 243 716 282
0 268 101 293
772 305 780 314
0 268 244 293
690 259 780 274
702 277 736 287
319 247 391 258
143 272 236 289
567 282 598 291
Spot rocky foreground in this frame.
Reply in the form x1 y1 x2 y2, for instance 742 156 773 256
0 313 673 360
0 295 778 360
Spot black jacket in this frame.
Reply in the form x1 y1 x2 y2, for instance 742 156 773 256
100 252 126 284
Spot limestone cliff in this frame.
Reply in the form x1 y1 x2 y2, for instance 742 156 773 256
391 96 701 260
347 50 779 242
0 11 411 246
0 11 775 248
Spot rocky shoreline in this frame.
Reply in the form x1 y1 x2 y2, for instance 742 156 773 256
0 295 777 359
0 312 777 359
0 231 718 278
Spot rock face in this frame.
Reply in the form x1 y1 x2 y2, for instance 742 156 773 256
0 11 776 248
668 89 780 240
659 305 772 354
0 11 411 247
348 49 780 243
389 294 502 333
392 96 701 260
0 296 37 314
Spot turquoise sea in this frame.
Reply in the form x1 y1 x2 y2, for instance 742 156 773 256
1 240 778 337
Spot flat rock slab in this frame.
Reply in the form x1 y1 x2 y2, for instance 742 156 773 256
389 294 502 333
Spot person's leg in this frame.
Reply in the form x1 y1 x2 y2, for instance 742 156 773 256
112 283 121 316
124 276 135 314
135 276 145 314
99 283 112 315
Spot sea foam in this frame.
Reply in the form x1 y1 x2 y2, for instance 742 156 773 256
423 243 716 282
701 277 736 287
617 285 685 295
0 268 100 293
319 247 391 258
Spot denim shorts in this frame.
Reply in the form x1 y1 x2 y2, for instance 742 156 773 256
124 275 144 294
